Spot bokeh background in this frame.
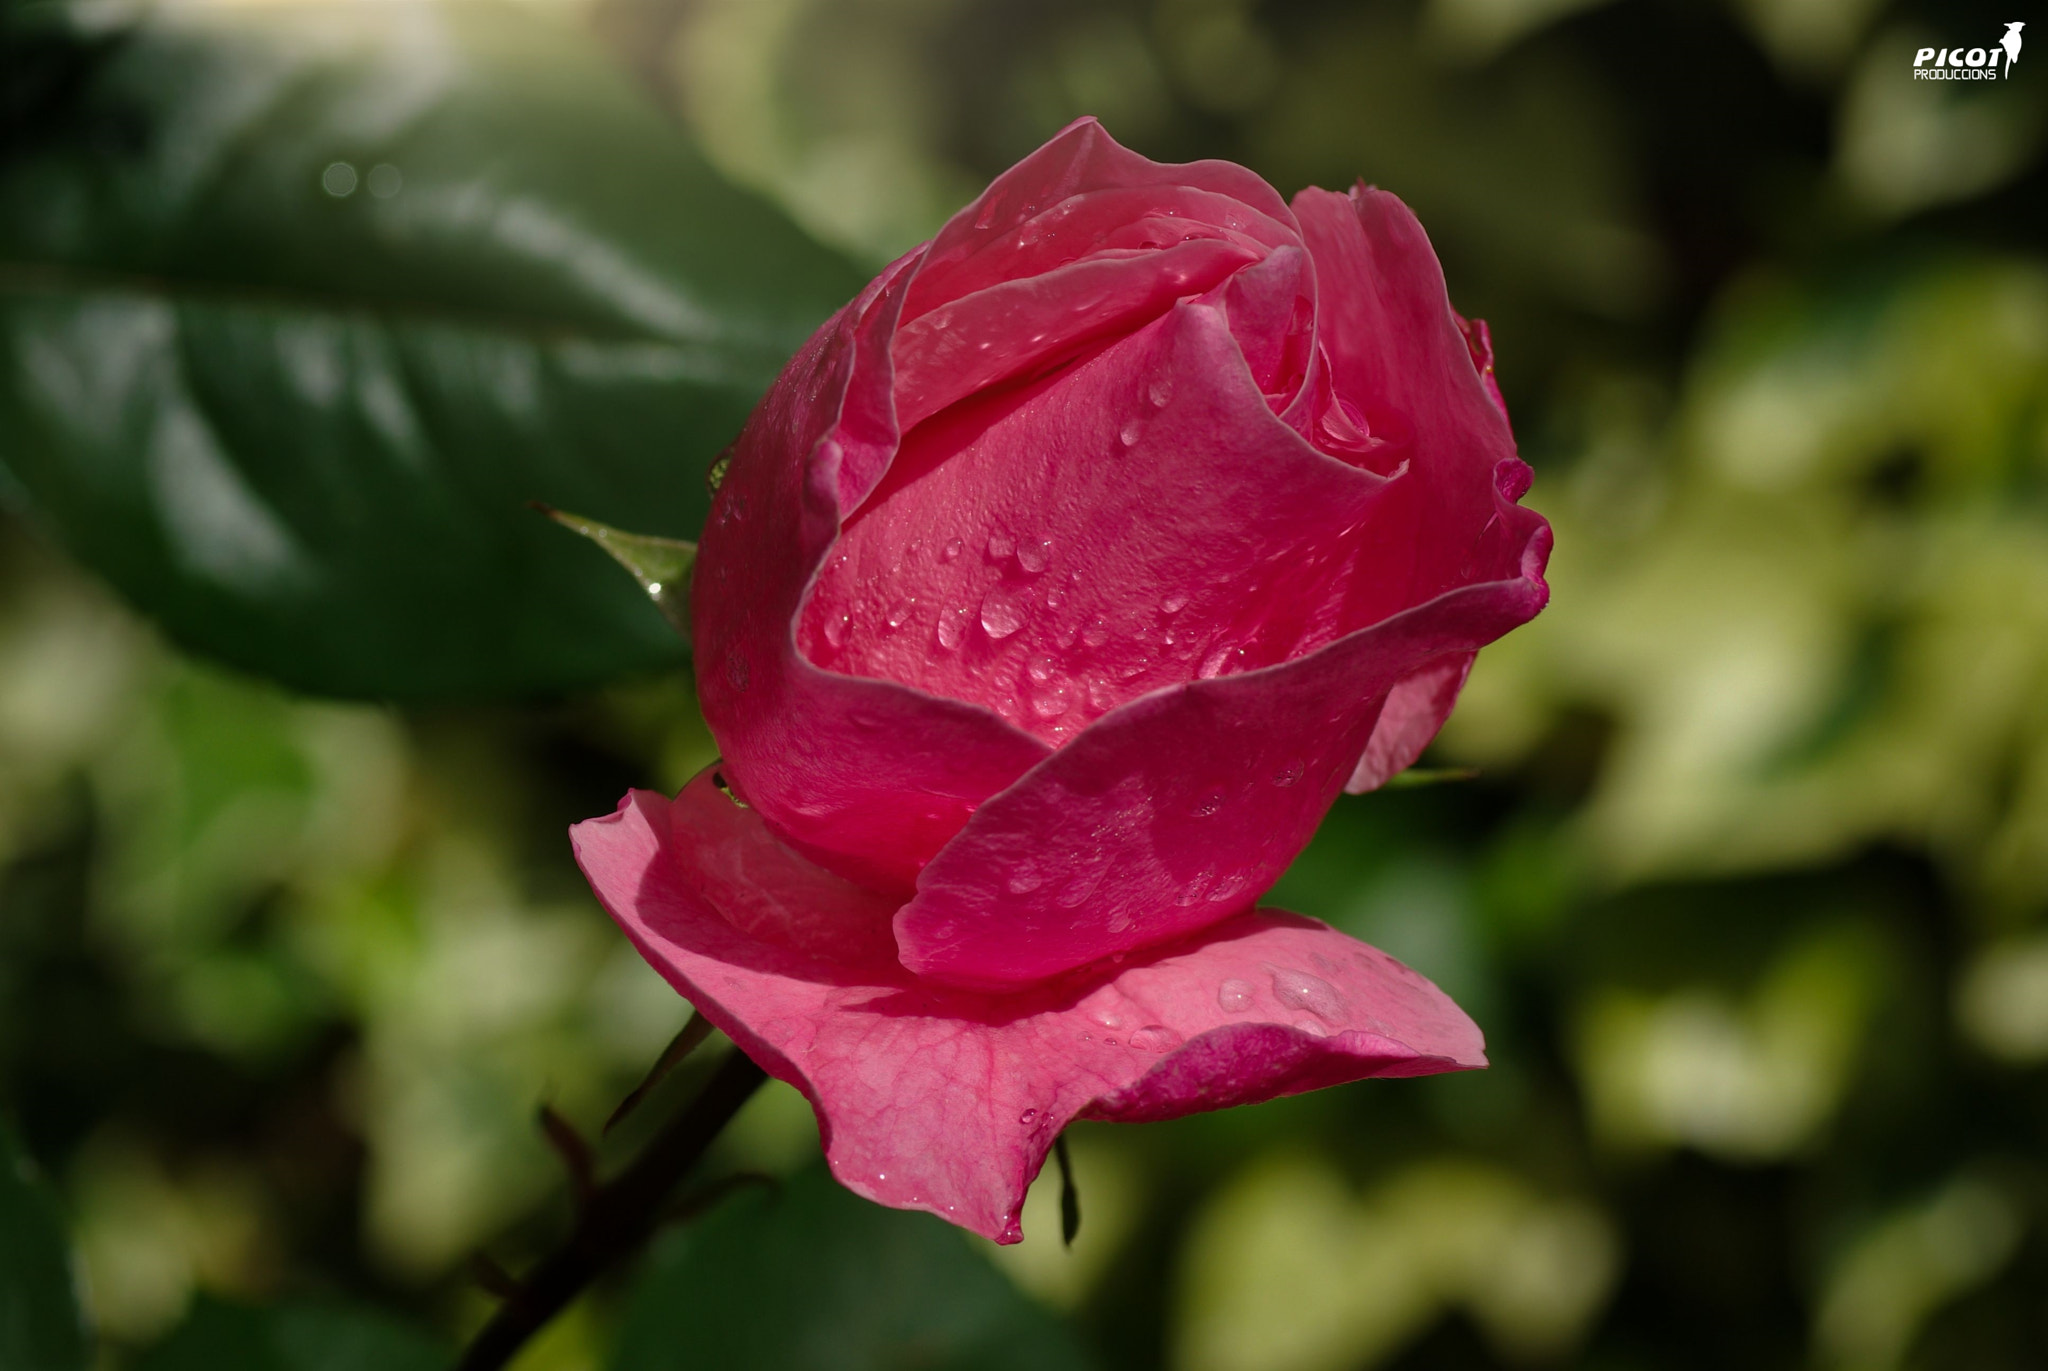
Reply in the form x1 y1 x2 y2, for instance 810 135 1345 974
2 0 2046 1367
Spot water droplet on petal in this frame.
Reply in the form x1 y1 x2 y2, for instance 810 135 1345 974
941 537 963 562
1031 686 1070 719
1218 978 1255 1012
822 612 848 648
1054 620 1079 648
1272 759 1305 787
1190 788 1226 818
981 589 1023 639
1056 867 1104 907
1080 618 1110 648
1007 863 1044 894
1161 593 1189 615
1207 870 1250 903
1027 654 1057 684
1198 645 1235 678
886 600 913 630
1295 1019 1332 1038
936 608 966 650
1118 420 1142 448
1128 1025 1178 1053
974 199 998 229
1017 537 1050 574
1019 1109 1038 1125
1088 679 1119 711
1271 968 1345 1021
1148 377 1173 408
1118 656 1150 680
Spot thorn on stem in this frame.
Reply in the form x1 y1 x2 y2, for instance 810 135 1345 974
605 1011 717 1137
538 1105 596 1202
1054 1132 1081 1248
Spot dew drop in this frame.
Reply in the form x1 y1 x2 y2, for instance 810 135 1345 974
981 589 1024 639
1017 537 1050 574
1128 1025 1177 1053
1088 1006 1123 1030
1019 1109 1038 1125
1190 788 1226 818
974 199 998 230
1162 627 1178 646
1118 657 1150 680
724 653 750 691
1027 654 1057 684
1148 377 1173 408
1161 593 1189 615
987 531 1015 561
1031 687 1070 719
1272 758 1305 787
941 537 963 562
1007 863 1044 895
1054 620 1079 648
1174 872 1212 906
1294 1019 1332 1038
1271 968 1344 1021
1080 617 1110 648
1207 870 1250 903
1217 978 1256 1013
886 600 913 630
822 612 849 648
1198 644 1235 679
935 608 966 650
1104 1038 1118 1047
1055 867 1103 907
1087 679 1119 711
1118 420 1142 448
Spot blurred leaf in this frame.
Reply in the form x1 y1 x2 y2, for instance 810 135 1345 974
612 1165 1094 1371
133 1296 445 1371
0 1125 88 1371
0 0 863 700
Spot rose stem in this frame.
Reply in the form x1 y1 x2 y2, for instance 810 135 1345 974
456 1047 768 1371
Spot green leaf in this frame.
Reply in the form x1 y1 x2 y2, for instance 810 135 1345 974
611 1166 1095 1371
0 0 863 700
133 1297 446 1371
539 506 694 646
0 1126 88 1371
1382 767 1481 789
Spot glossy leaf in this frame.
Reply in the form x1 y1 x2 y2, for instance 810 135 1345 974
0 0 864 699
611 1165 1095 1371
0 1126 88 1371
134 1297 445 1371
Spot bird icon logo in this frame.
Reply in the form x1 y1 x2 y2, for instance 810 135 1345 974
2004 22 2024 72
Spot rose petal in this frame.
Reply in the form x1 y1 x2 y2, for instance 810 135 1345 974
905 117 1295 320
693 247 1052 896
573 772 1483 1245
808 298 1390 747
894 557 1545 988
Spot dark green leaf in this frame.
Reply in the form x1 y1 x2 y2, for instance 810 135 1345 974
0 1125 88 1371
611 1165 1094 1371
134 1297 446 1371
0 0 863 700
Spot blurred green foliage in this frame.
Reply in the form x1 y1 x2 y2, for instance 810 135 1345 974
1 0 2045 1369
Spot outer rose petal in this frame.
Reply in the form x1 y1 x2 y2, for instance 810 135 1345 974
573 773 1483 1245
692 248 1051 897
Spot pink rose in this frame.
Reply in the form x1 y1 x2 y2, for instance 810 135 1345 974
574 119 1549 1242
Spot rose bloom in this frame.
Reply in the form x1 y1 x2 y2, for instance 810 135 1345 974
574 119 1550 1242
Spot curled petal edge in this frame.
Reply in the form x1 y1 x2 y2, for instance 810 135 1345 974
572 773 1484 1244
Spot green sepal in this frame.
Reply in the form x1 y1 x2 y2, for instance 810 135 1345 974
540 506 695 646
